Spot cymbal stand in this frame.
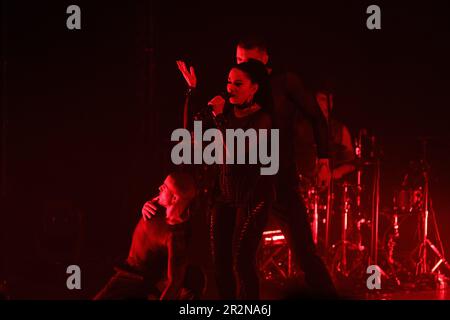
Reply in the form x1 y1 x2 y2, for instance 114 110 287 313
308 186 320 246
369 154 381 266
415 141 450 277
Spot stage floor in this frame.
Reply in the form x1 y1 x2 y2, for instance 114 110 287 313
259 277 450 300
362 288 450 300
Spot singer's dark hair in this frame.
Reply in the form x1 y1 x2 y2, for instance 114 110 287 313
230 59 273 113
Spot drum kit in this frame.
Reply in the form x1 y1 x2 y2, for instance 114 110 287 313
260 130 450 292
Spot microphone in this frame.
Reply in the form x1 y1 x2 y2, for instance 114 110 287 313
218 91 230 99
194 91 229 121
208 91 229 106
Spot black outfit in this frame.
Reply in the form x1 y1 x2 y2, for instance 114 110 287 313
210 106 274 300
294 114 318 181
269 69 337 297
94 213 203 300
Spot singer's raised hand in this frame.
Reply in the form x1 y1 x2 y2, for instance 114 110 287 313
176 60 197 89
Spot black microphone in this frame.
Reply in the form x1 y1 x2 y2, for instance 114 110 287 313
207 91 229 105
194 91 229 121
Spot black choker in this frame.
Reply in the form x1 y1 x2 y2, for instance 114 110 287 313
234 101 254 110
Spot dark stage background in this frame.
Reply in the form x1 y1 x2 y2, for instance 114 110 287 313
2 1 450 298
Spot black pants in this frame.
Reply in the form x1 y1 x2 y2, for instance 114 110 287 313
272 185 338 298
210 200 269 300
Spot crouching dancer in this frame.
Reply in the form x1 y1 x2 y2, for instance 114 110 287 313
94 172 205 300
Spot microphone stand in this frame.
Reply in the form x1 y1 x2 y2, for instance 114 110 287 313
369 136 381 267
